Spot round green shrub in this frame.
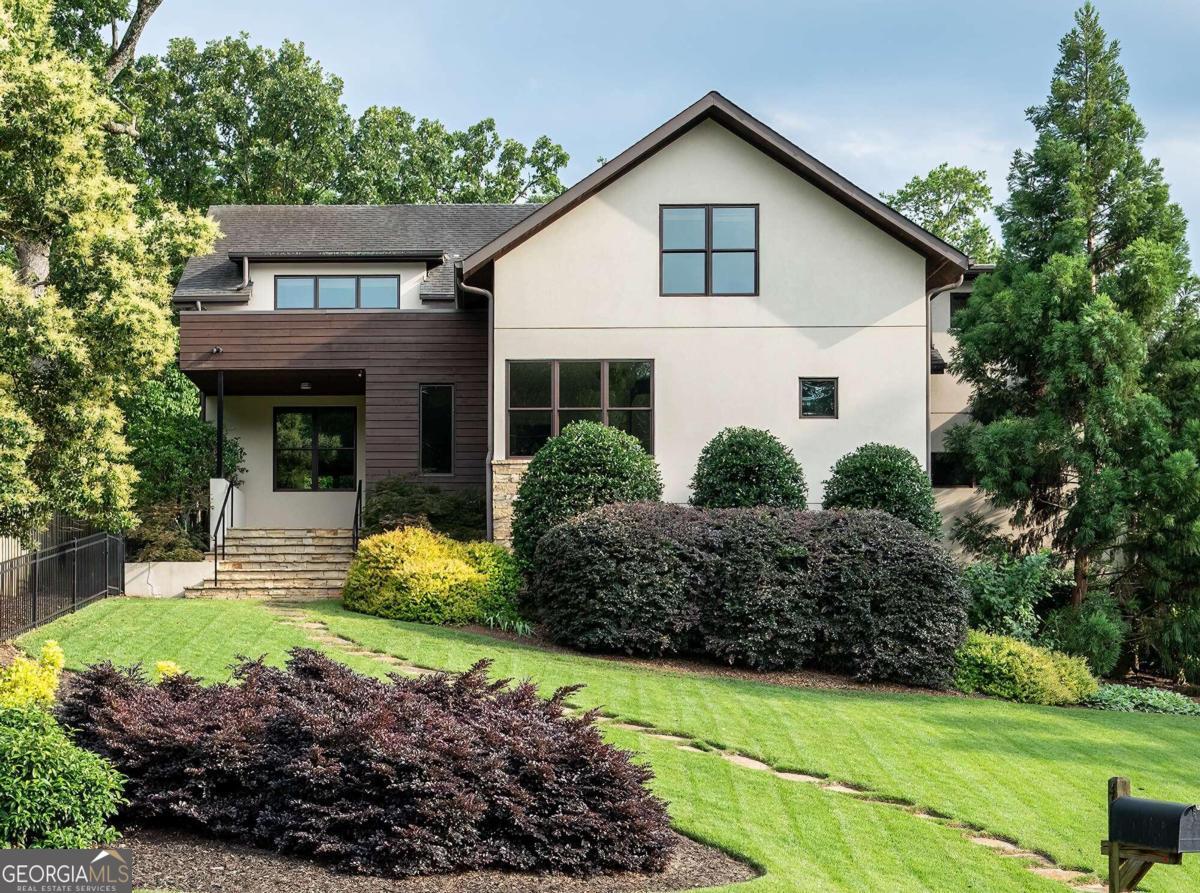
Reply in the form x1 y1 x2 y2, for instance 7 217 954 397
821 443 942 537
689 427 807 509
529 504 967 687
344 528 488 625
512 421 662 570
962 551 1058 641
1040 592 1127 677
0 706 124 848
954 630 1098 705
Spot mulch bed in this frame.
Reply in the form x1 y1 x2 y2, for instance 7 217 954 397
122 828 757 893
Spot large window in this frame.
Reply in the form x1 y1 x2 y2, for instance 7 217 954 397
799 378 838 418
273 407 356 491
419 384 454 476
275 275 400 309
660 205 758 295
507 360 653 457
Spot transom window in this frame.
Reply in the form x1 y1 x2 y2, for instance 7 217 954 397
799 378 838 418
273 407 356 491
660 205 758 295
507 360 653 457
419 384 454 476
275 275 400 309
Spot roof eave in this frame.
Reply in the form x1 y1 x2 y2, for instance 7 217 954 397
462 91 968 289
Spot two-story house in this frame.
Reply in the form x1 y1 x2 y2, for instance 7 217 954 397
175 92 973 547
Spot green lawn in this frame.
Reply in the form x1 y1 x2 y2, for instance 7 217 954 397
22 597 1200 892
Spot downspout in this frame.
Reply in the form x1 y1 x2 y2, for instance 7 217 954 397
458 278 496 541
238 255 252 291
925 270 966 475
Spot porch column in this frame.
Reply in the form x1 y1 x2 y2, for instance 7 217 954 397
215 370 225 479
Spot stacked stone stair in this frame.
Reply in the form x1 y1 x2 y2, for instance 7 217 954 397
183 528 354 599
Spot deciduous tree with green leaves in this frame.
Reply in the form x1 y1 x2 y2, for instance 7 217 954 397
0 0 215 539
882 163 998 262
949 4 1197 626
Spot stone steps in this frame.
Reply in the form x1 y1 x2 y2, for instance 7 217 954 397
185 528 355 600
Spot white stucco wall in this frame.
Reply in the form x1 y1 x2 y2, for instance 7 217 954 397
202 394 366 529
492 119 929 504
236 262 431 312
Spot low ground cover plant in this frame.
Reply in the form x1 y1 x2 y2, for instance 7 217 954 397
362 476 486 541
343 528 523 630
59 650 673 878
822 443 942 537
512 421 662 571
954 630 1097 706
689 427 807 508
528 504 966 687
1083 684 1200 716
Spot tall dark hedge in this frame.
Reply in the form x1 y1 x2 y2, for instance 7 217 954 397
529 504 967 687
58 651 673 878
511 421 662 571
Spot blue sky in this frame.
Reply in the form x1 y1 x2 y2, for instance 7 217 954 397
140 0 1200 251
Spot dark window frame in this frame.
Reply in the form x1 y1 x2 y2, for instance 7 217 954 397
659 204 759 296
799 377 839 419
418 383 455 477
274 274 401 310
506 359 655 458
272 406 357 492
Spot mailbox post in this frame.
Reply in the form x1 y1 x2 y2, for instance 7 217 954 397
1103 776 1200 892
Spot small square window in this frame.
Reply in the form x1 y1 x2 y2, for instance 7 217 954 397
800 378 837 418
660 205 758 296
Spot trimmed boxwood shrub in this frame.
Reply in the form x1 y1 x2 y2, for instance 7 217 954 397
512 421 662 570
0 706 124 848
343 528 522 628
362 476 485 541
822 443 942 537
689 427 807 508
1084 684 1200 716
1040 592 1127 677
58 651 673 878
529 504 967 687
954 630 1098 705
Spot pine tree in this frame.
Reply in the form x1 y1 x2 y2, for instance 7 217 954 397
950 3 1195 607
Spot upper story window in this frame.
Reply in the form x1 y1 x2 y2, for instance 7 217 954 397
660 205 758 296
275 275 400 310
507 360 653 457
949 292 970 324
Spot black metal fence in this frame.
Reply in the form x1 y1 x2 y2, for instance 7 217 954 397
0 532 124 640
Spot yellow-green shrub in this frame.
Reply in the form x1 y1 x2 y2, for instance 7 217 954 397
954 630 1097 705
343 527 486 624
0 640 65 709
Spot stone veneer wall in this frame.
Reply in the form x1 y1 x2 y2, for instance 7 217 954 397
491 459 530 546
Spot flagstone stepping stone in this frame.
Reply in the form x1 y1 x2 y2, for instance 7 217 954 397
722 753 772 772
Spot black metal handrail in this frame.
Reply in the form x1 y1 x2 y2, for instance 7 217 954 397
352 479 364 551
212 480 234 587
1 532 123 639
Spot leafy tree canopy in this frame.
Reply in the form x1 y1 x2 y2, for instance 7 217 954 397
948 3 1197 631
113 34 569 211
883 162 998 262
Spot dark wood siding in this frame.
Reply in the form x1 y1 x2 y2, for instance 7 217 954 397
179 310 488 487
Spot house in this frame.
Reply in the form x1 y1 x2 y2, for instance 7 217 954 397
174 92 975 546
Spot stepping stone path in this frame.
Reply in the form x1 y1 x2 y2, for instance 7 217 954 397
267 602 1106 893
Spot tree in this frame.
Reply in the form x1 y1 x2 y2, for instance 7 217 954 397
949 4 1195 609
0 0 215 538
338 107 569 204
883 163 998 262
113 36 570 211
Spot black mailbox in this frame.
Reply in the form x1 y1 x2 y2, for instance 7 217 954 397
1109 797 1200 854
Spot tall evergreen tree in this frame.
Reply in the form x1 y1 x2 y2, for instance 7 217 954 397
949 4 1195 610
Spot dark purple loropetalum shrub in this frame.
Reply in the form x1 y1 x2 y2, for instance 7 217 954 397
57 651 673 878
530 504 967 688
